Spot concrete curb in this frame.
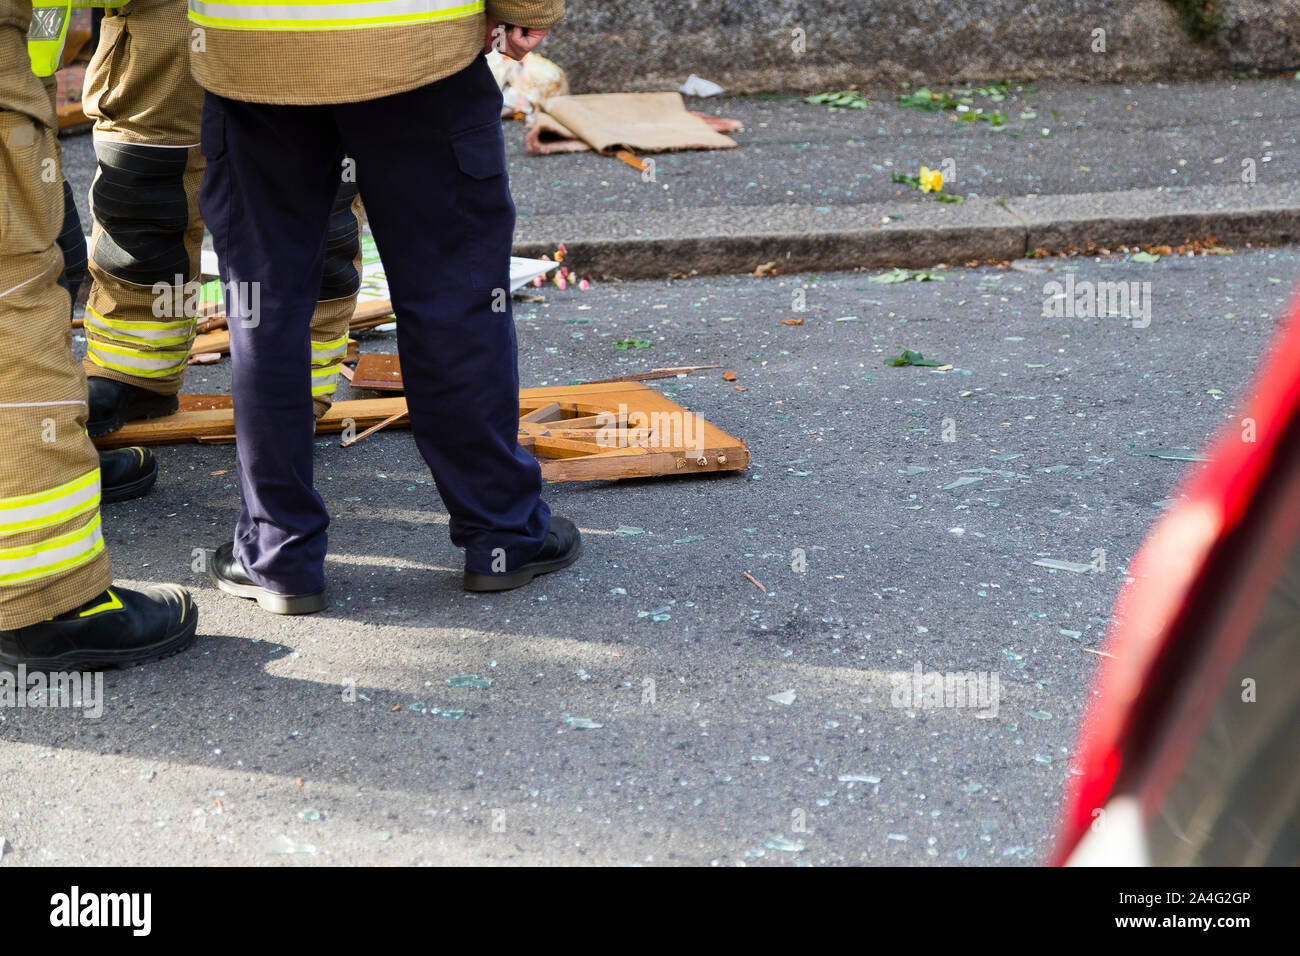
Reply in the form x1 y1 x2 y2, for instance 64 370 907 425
514 183 1300 279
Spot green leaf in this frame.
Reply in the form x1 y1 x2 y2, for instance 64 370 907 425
886 349 944 367
614 339 653 350
1130 251 1161 263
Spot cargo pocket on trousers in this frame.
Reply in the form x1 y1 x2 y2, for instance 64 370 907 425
450 120 507 180
200 100 226 162
450 121 512 292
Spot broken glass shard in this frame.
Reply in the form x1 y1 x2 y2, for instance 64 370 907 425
446 674 492 689
763 835 805 852
265 835 317 856
1128 446 1210 462
1032 558 1093 573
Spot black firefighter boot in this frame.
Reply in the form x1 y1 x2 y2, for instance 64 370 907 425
100 446 159 503
87 377 178 438
0 585 198 669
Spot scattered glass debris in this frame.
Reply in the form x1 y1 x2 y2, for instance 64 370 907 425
1128 446 1210 462
299 808 322 821
762 835 805 852
446 674 492 689
563 716 603 729
265 835 317 856
767 690 796 706
1032 558 1093 573
615 526 646 536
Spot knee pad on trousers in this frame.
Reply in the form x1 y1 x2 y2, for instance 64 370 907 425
56 179 88 309
319 180 361 301
90 140 190 286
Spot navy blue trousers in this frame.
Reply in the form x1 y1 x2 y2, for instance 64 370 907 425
198 56 549 595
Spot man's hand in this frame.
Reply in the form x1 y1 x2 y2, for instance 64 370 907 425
484 16 548 60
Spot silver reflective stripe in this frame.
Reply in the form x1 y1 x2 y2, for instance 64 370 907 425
189 0 479 23
85 309 196 343
27 6 67 41
311 335 348 359
0 514 104 586
312 374 340 396
0 469 100 537
87 341 190 376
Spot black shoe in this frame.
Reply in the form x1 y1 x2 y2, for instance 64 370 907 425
0 585 198 669
210 542 326 615
99 447 158 503
87 377 179 438
463 516 582 592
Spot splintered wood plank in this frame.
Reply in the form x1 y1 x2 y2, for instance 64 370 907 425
582 365 721 385
189 328 229 360
93 384 749 482
519 401 562 424
95 397 408 449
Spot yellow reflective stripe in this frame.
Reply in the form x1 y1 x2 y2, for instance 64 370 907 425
87 355 185 379
0 468 101 538
86 306 196 335
311 334 349 358
87 340 191 378
0 513 104 587
188 0 483 31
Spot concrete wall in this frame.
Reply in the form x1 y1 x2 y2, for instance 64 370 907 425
539 0 1300 94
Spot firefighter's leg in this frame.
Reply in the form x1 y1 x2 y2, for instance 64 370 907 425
0 16 195 663
310 181 362 419
39 73 86 312
80 0 203 434
0 101 109 627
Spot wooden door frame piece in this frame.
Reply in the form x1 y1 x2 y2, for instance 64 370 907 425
93 383 749 483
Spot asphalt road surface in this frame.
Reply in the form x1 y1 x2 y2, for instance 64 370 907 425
1 243 1296 865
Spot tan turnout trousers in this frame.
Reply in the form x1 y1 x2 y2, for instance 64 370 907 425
0 1 111 629
81 0 360 417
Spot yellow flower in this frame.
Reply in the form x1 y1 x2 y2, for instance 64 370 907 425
919 166 943 193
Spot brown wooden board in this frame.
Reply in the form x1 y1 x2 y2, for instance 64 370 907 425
57 102 88 130
94 383 749 482
349 353 404 391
